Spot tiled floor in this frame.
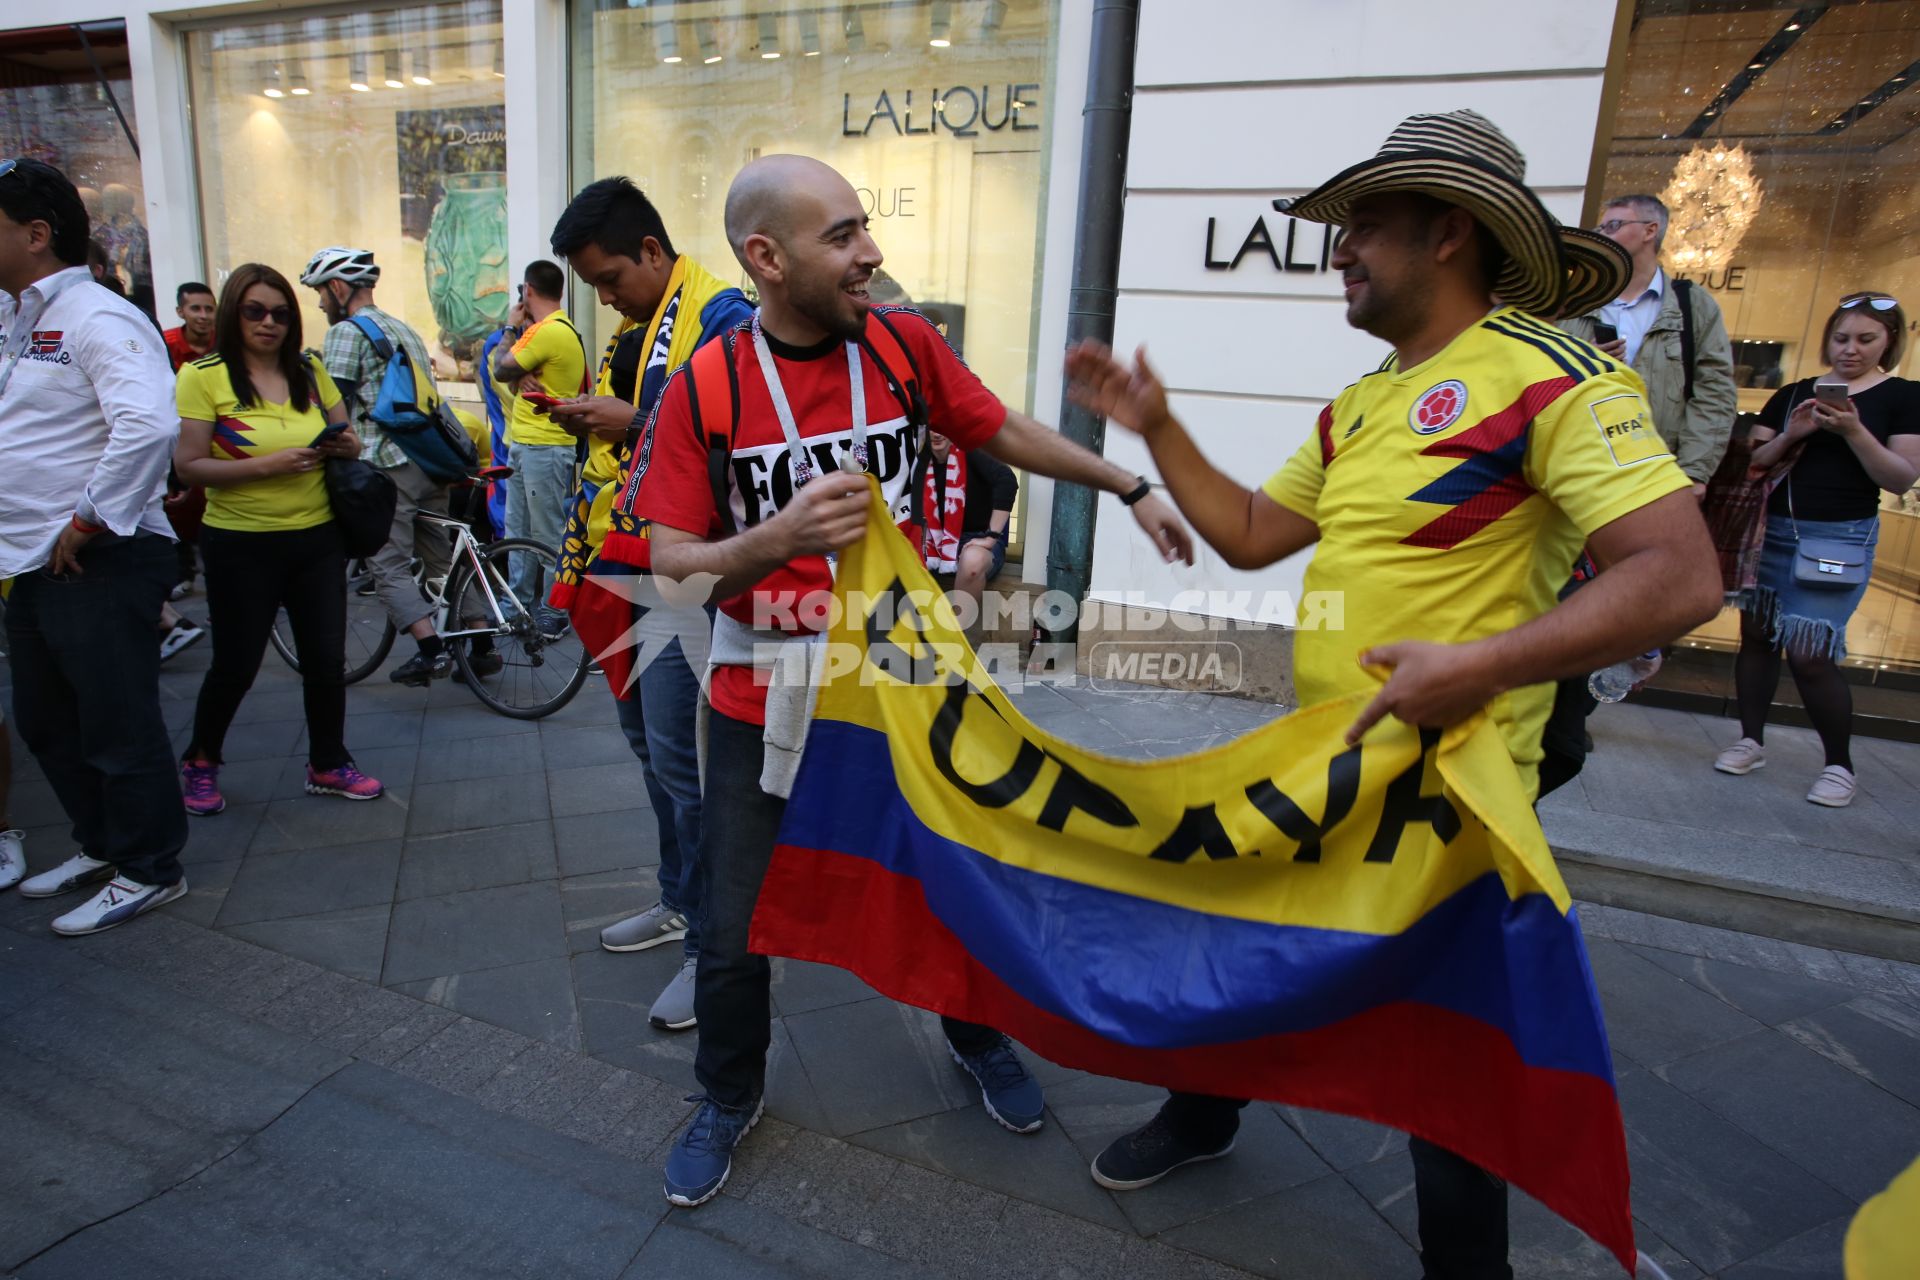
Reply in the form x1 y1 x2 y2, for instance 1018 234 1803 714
6 638 1920 1276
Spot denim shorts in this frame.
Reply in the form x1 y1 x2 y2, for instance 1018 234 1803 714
967 528 1009 580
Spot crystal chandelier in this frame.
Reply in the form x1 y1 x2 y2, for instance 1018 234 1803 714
1660 144 1763 273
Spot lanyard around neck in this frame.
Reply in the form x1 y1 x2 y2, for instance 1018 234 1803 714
749 311 869 486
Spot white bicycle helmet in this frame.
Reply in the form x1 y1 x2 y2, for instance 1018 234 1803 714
299 246 381 289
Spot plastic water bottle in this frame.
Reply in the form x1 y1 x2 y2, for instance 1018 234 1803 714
1588 650 1663 703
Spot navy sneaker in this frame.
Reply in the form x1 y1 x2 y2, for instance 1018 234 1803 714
1091 1110 1234 1190
663 1094 763 1207
949 1035 1044 1133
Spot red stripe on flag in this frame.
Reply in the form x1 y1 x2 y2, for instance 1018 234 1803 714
751 842 1636 1273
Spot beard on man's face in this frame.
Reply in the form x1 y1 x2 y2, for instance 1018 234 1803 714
1345 263 1432 343
787 267 867 343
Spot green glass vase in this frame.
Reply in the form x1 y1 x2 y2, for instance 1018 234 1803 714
424 171 510 357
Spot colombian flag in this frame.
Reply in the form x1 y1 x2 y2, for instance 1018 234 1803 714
751 484 1635 1272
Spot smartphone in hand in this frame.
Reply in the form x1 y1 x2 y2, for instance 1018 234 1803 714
1591 321 1620 345
520 390 562 413
1813 379 1850 408
309 422 348 448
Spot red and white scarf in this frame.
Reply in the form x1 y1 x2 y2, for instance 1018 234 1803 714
922 447 968 573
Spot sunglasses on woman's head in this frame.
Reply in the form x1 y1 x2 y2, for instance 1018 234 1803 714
1839 294 1899 311
240 301 292 324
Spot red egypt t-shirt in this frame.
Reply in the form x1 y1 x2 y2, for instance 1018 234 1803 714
635 307 1006 726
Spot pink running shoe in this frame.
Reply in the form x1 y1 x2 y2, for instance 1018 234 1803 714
305 763 384 801
181 761 226 816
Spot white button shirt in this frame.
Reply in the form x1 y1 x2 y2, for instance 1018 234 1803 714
0 266 177 577
1598 268 1666 366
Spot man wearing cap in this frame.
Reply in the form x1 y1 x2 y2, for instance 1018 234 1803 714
304 246 462 687
1066 110 1721 1277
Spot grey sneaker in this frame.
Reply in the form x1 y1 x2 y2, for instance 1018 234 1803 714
1807 765 1856 808
601 902 688 953
1713 737 1765 775
650 956 699 1030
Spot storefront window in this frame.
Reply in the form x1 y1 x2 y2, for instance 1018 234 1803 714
1598 0 1920 673
0 22 153 320
186 2 507 387
570 0 1060 554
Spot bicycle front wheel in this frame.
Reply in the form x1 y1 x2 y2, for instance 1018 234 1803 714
446 537 591 720
270 557 398 685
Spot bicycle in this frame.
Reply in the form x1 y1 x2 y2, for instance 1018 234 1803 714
270 467 591 719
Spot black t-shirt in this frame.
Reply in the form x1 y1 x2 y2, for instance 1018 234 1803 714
1762 376 1920 520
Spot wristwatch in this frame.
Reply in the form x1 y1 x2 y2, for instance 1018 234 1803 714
1120 476 1152 507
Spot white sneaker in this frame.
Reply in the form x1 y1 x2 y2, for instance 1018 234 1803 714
1713 737 1766 775
159 617 206 663
649 956 699 1031
18 853 115 899
1807 766 1856 808
0 830 24 891
50 875 188 937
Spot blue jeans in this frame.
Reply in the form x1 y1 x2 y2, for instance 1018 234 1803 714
693 710 1001 1110
504 442 575 609
614 636 704 957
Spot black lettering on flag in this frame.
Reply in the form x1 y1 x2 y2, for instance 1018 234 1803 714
1035 754 1137 834
1148 802 1242 863
864 577 948 686
1244 744 1363 862
929 679 1046 808
1363 728 1462 862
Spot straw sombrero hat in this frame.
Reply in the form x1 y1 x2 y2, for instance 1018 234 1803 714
1274 110 1630 318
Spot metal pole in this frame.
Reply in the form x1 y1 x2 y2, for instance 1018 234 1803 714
1042 0 1138 642
73 23 141 161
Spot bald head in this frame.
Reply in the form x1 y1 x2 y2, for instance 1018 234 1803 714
725 155 883 345
724 155 852 270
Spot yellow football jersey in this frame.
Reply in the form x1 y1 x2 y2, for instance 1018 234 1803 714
1264 306 1691 793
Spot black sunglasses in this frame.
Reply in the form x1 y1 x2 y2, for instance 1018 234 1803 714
240 301 293 325
1839 294 1899 311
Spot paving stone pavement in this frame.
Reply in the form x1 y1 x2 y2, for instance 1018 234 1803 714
4 640 1920 1276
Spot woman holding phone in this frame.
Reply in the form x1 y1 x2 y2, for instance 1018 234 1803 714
1715 292 1920 805
172 263 384 816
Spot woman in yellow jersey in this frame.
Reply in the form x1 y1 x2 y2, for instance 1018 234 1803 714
172 264 383 816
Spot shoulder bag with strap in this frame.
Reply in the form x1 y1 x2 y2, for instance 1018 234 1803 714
1780 382 1871 589
347 314 478 482
306 352 398 558
1674 278 1696 403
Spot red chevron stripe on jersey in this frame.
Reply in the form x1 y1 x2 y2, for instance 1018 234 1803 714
211 415 255 459
1316 403 1336 466
1401 376 1576 550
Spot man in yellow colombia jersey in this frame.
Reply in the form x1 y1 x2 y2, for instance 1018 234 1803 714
1064 109 1722 1279
492 259 587 627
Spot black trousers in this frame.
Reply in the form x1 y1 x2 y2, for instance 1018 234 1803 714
694 709 1001 1110
187 523 351 771
1161 1094 1511 1279
4 533 187 886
